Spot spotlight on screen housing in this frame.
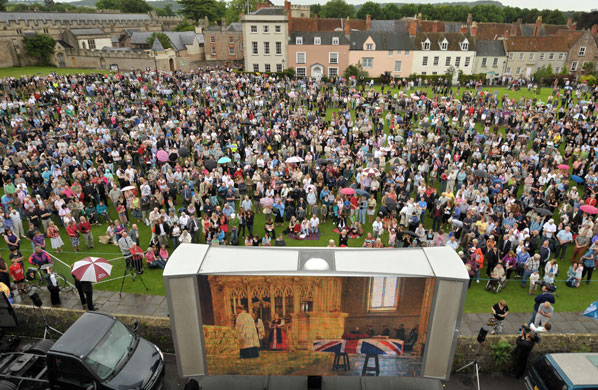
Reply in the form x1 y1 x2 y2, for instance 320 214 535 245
302 258 330 271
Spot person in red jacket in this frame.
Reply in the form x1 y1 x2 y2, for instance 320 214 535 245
78 216 94 250
66 221 80 253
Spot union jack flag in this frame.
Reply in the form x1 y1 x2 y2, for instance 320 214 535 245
313 339 346 353
356 339 404 356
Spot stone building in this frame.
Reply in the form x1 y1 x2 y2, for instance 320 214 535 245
204 21 243 64
556 27 598 75
241 6 288 73
503 36 568 78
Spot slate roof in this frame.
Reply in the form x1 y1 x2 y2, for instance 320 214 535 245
503 36 569 52
476 40 506 56
151 37 164 51
70 28 105 36
0 12 151 22
227 23 242 32
289 31 350 45
130 31 201 51
414 32 475 51
251 8 285 16
349 31 414 51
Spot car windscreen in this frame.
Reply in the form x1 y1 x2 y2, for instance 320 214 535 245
532 356 569 390
83 321 135 380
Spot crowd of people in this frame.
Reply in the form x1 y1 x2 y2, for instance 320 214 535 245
0 68 596 312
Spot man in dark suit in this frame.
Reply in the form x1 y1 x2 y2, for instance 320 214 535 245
538 239 551 277
567 207 583 231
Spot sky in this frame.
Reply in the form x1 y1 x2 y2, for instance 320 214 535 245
277 0 597 12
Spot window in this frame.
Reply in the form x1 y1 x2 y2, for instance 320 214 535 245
432 71 437 75
251 42 258 55
229 46 235 55
481 58 487 67
549 53 554 60
539 53 545 60
329 52 338 64
265 64 271 72
275 42 281 55
328 67 338 77
16 29 22 35
296 52 306 64
253 64 259 72
52 356 95 387
250 25 257 33
579 47 586 57
558 52 564 60
516 66 521 75
422 39 430 50
571 61 578 71
492 58 498 68
404 50 409 56
229 37 234 44
440 40 448 50
388 50 393 56
433 56 439 66
276 64 283 72
461 41 469 51
465 57 470 67
505 67 511 74
43 28 48 34
422 56 428 66
263 25 269 33
366 43 374 50
332 37 339 45
263 42 270 55
296 67 306 77
210 36 215 43
555 67 561 73
397 50 401 55
296 36 303 45
529 53 534 61
314 37 321 45
211 46 216 55
445 57 451 66
368 277 399 311
455 57 461 67
362 57 373 68
88 39 95 49
508 52 514 60
518 53 524 60
422 72 427 75
275 25 281 33
394 61 402 72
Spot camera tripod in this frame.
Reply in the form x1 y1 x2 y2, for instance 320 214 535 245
119 255 149 298
455 342 483 390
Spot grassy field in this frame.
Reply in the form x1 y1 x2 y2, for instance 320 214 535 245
0 66 103 78
1 68 595 314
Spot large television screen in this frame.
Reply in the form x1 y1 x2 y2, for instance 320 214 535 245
197 275 435 376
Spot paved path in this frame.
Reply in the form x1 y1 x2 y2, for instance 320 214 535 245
14 289 597 334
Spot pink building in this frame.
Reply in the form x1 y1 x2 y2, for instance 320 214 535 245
288 31 350 79
348 31 415 79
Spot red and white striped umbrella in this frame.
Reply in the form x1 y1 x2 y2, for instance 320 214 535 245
71 257 113 283
362 167 381 177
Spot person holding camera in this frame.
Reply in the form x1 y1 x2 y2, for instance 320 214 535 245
512 326 539 378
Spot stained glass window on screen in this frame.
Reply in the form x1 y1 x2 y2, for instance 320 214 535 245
369 277 398 311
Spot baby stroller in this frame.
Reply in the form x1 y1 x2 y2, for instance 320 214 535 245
485 276 507 293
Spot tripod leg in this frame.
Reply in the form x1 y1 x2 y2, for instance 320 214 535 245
475 362 480 390
136 273 150 291
119 269 129 298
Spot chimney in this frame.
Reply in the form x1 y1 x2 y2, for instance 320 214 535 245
567 17 573 29
408 19 417 37
314 13 318 19
510 22 518 37
366 14 371 30
592 24 598 36
471 22 478 37
459 24 468 34
467 13 473 27
284 0 290 12
345 18 350 36
221 17 226 32
432 21 440 33
504 28 509 39
534 16 542 37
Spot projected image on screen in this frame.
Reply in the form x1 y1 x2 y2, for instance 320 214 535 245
197 275 435 376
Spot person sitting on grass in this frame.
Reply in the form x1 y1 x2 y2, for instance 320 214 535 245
529 270 540 295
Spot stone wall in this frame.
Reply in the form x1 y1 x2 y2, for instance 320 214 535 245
11 305 598 372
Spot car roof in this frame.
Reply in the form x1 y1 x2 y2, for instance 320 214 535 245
50 312 116 357
548 353 598 386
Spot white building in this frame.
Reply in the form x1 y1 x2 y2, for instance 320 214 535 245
411 32 476 76
241 7 288 73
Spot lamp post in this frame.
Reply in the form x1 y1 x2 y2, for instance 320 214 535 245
153 49 158 75
282 58 285 72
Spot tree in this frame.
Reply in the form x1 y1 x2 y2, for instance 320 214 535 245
23 33 55 65
178 0 223 22
534 64 553 83
560 65 569 75
147 32 172 50
120 0 151 13
320 0 354 19
0 0 7 11
344 63 368 79
583 61 595 75
155 4 175 16
224 0 259 22
310 3 321 17
174 21 196 31
356 1 382 20
382 4 400 20
95 0 120 10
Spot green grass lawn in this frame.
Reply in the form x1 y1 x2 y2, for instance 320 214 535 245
2 73 595 314
0 66 103 78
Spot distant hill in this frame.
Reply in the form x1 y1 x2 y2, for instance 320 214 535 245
354 1 504 10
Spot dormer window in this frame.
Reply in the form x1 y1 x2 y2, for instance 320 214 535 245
422 39 431 50
314 37 321 45
460 39 469 51
332 37 339 45
366 43 373 50
440 38 448 51
296 36 303 45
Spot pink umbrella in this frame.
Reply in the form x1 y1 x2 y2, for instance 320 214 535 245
363 167 381 177
581 205 598 215
557 164 570 170
71 257 112 283
340 187 355 195
156 150 169 162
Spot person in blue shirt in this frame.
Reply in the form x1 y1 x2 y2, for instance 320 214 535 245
417 198 427 223
516 247 530 276
96 202 109 223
